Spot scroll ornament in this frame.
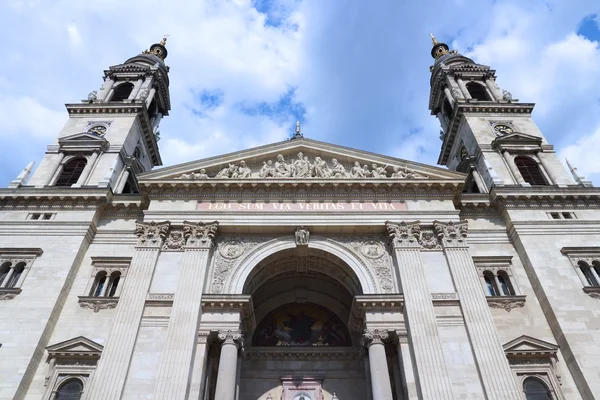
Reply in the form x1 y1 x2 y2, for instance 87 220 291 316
362 329 390 347
135 221 170 247
434 221 468 247
183 221 219 248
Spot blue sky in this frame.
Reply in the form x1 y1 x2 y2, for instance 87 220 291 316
1 0 599 186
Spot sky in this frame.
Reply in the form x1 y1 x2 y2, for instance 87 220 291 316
1 0 600 186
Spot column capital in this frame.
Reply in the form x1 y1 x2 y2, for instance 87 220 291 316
433 220 468 248
218 329 243 347
362 329 390 347
385 221 421 248
183 221 219 248
135 221 170 248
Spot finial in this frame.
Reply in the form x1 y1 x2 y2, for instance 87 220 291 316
296 120 301 134
565 158 593 187
430 33 439 45
291 120 303 139
160 34 169 46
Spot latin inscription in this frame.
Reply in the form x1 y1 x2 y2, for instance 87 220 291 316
196 202 407 212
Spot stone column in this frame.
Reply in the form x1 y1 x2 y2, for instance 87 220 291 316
154 221 219 400
38 153 65 187
363 330 393 400
484 78 503 101
214 330 243 400
115 169 130 194
456 77 472 100
443 87 455 107
435 221 522 399
385 222 454 399
85 221 170 400
537 153 559 185
502 150 527 185
471 167 487 192
73 151 99 187
396 333 419 400
145 87 157 108
98 77 115 102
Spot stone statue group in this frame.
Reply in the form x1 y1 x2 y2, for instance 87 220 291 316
176 152 428 180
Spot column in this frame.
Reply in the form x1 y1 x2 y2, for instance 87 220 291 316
154 222 219 399
213 330 243 400
363 330 394 400
589 265 600 285
502 150 527 185
435 221 522 399
471 168 487 192
385 222 454 399
73 151 99 187
39 153 65 187
1 266 15 288
85 221 170 400
396 333 419 400
188 332 210 400
145 87 157 108
115 169 130 194
537 152 559 185
97 77 115 102
485 78 503 101
128 78 144 101
456 77 472 100
443 87 455 107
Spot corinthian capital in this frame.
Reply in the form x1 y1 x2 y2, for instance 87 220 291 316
218 329 243 347
362 329 389 347
135 221 170 247
183 221 219 248
433 220 468 248
385 221 421 248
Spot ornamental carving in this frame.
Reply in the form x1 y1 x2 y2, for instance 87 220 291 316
434 221 468 247
0 291 18 301
135 221 170 247
174 152 430 180
385 221 421 248
295 226 310 246
211 237 264 293
218 329 243 346
362 329 389 346
487 297 525 312
419 230 441 250
183 221 219 248
218 241 244 259
360 241 386 259
162 229 186 251
79 298 118 313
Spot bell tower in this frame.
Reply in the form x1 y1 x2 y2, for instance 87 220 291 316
25 38 171 193
428 35 578 192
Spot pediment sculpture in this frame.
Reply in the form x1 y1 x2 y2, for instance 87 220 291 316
174 152 429 180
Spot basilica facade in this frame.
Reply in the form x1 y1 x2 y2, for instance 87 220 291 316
0 36 599 400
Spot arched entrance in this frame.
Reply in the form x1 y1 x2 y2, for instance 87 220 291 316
240 247 367 400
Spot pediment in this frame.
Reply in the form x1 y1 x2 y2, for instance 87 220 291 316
140 138 465 182
492 132 542 149
108 63 150 74
503 335 558 358
46 336 103 358
58 132 109 152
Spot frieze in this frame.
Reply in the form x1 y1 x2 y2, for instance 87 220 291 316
174 152 429 180
386 221 443 250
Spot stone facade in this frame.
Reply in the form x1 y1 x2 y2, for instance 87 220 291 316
0 37 599 400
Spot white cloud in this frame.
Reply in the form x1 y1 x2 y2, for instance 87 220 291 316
0 96 65 139
67 22 82 47
561 127 600 181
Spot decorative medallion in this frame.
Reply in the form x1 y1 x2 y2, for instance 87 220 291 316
360 241 385 259
162 229 186 251
218 241 244 259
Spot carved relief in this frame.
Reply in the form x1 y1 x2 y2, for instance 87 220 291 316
295 226 310 246
218 329 243 347
218 241 244 259
162 229 186 251
183 221 219 248
487 297 525 312
78 298 118 313
386 221 421 248
135 221 170 247
434 221 468 247
211 238 264 293
360 241 385 259
172 154 430 180
362 329 389 346
0 291 19 300
419 230 441 250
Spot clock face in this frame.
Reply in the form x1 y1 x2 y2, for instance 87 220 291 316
493 124 514 136
87 125 107 137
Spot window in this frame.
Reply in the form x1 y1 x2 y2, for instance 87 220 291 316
474 257 526 311
466 82 491 101
31 213 41 220
90 271 107 297
562 212 573 219
5 262 25 288
55 157 87 187
0 262 10 286
106 272 121 297
498 271 515 296
578 261 599 287
79 257 130 311
480 269 517 297
523 377 552 400
483 271 499 296
561 248 600 298
28 213 55 220
515 156 547 186
56 379 83 400
547 212 576 220
110 82 134 102
0 249 41 299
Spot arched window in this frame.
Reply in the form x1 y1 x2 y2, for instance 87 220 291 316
90 271 107 297
6 263 25 288
515 156 547 186
110 82 134 102
523 377 552 400
55 157 87 187
106 271 121 297
56 378 83 400
579 262 598 287
593 261 600 283
466 82 491 101
0 262 11 287
498 271 515 295
483 271 499 296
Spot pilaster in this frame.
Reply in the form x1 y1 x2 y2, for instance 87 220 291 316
85 221 170 400
434 220 522 399
153 221 218 399
385 221 454 399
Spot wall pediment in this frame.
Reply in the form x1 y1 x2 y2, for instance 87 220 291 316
140 138 465 182
46 336 103 358
503 335 558 359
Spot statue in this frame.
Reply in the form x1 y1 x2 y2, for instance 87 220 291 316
295 226 310 246
391 166 407 178
292 152 311 178
87 90 97 102
371 163 388 178
313 157 331 178
215 164 236 178
138 88 149 101
259 160 275 178
193 169 209 179
330 158 347 178
362 164 371 177
274 154 292 177
451 88 463 99
351 161 365 178
233 160 251 178
502 89 513 101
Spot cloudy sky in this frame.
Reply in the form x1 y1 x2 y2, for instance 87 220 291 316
1 0 599 186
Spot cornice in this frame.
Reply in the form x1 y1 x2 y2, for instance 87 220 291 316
491 185 600 208
0 187 112 208
243 347 360 360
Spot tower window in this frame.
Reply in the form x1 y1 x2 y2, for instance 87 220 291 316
90 271 107 297
578 262 599 287
110 82 134 102
523 377 552 400
515 156 547 186
55 378 84 400
466 82 491 101
55 157 87 187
